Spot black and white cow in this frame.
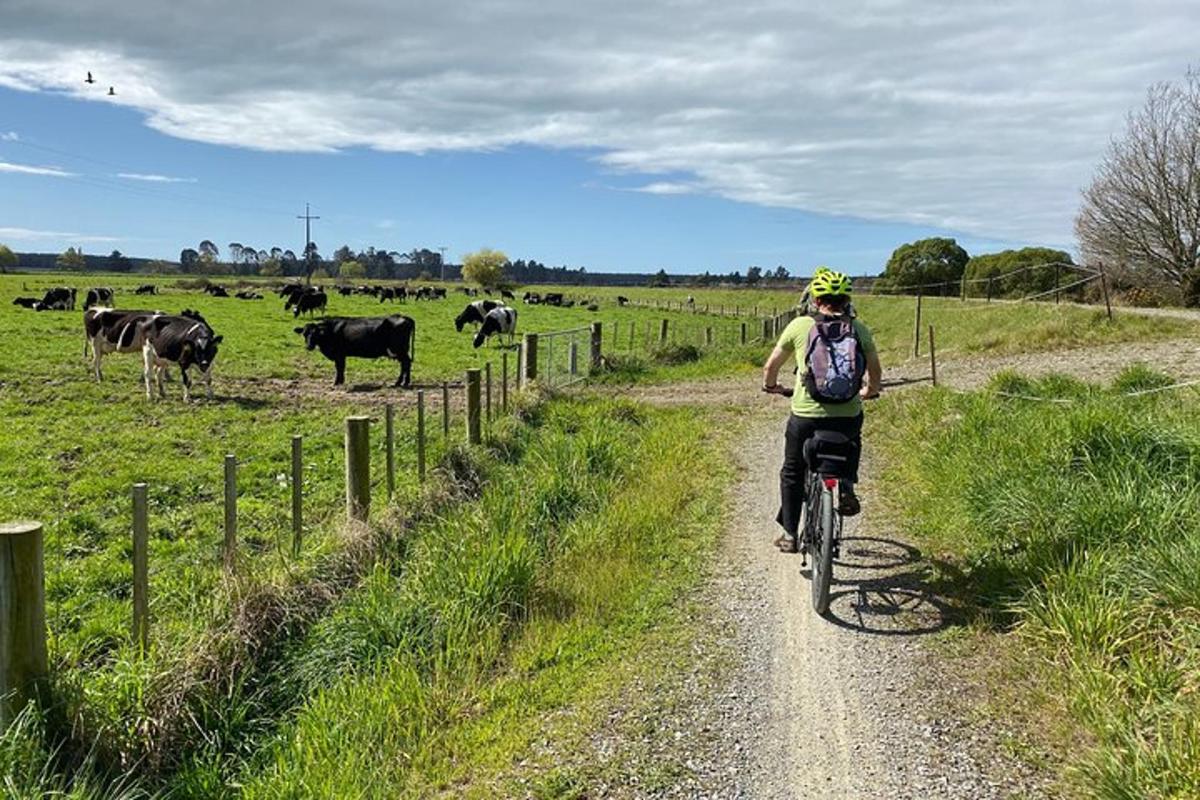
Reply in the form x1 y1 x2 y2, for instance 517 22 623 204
135 284 157 295
616 295 629 306
141 313 222 401
473 306 517 349
543 292 564 306
83 287 115 309
523 292 541 304
12 297 40 309
39 287 76 311
84 307 163 379
501 289 516 301
454 299 500 332
293 289 328 317
294 315 415 387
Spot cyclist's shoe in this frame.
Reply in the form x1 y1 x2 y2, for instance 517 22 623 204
839 488 861 517
773 534 798 553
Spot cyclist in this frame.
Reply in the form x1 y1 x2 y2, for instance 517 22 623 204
797 266 856 318
762 270 881 553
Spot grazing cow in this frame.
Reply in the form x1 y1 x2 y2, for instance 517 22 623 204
500 289 516 301
432 287 447 300
84 307 163 379
294 315 415 387
686 295 695 307
12 297 40 309
543 292 564 307
141 313 222 401
523 292 541 305
293 289 328 317
278 283 304 300
473 306 517 349
235 290 263 300
204 285 229 297
378 287 397 302
83 287 115 310
617 295 629 306
39 287 76 311
135 284 157 295
337 286 353 296
454 299 501 332
587 304 599 312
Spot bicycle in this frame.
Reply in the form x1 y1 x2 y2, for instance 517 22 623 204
764 384 874 616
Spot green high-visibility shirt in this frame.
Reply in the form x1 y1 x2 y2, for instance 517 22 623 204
777 315 877 418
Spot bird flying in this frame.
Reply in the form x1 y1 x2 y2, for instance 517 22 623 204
107 86 115 96
85 71 95 84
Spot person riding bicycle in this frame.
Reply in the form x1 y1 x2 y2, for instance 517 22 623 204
763 270 881 553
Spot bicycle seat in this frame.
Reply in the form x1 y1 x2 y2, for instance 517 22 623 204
803 430 856 476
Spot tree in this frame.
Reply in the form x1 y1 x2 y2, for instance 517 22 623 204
58 247 86 271
878 237 969 295
180 248 199 272
259 257 283 277
198 240 219 261
303 241 321 282
461 247 507 288
746 265 763 285
1076 69 1200 305
648 268 670 287
107 249 132 272
0 244 17 273
772 265 790 282
340 260 366 279
228 242 244 265
332 245 354 264
964 247 1075 298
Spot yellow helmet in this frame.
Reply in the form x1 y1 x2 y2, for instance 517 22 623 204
809 269 852 298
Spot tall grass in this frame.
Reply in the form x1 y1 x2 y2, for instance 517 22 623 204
873 367 1200 796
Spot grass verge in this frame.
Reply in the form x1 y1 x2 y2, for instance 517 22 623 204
870 366 1200 797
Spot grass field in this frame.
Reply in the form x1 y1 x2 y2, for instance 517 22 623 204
871 369 1200 797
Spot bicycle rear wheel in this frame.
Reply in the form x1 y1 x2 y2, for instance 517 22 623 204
810 483 837 615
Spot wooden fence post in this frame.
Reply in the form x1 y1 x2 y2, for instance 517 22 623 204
928 325 938 386
132 484 149 653
659 319 669 344
568 340 578 376
223 454 237 570
501 351 509 412
465 369 482 444
521 333 539 386
912 293 923 358
1054 263 1062 304
436 382 452 438
705 327 713 346
628 322 635 352
485 362 492 423
345 416 370 522
1099 262 1113 322
612 320 618 353
590 322 602 373
740 321 747 345
417 390 427 482
385 403 395 499
291 435 302 557
987 277 994 303
761 318 771 342
0 521 48 727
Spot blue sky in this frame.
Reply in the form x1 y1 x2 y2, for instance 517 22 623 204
1 0 1196 275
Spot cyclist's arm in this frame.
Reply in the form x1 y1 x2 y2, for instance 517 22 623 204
762 344 791 390
862 350 882 398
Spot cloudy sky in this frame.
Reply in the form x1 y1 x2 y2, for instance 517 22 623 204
0 0 1196 273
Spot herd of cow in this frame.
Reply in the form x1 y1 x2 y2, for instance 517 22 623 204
10 281 566 399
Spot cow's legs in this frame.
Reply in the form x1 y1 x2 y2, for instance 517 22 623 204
201 367 213 400
180 367 191 402
142 346 154 399
334 358 346 386
396 355 412 388
156 365 168 399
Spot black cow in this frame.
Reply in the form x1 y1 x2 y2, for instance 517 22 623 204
12 297 40 309
454 299 500 332
205 285 229 297
135 284 157 295
84 308 163 379
473 306 517 349
235 290 263 300
501 289 516 301
39 287 76 311
141 314 222 401
294 316 415 387
293 290 328 317
278 283 304 300
337 286 353 296
543 292 564 306
432 287 447 300
378 287 397 302
617 295 629 306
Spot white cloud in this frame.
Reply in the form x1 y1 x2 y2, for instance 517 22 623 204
629 182 697 195
0 160 74 177
0 226 121 243
0 131 18 141
116 172 197 183
0 1 1197 246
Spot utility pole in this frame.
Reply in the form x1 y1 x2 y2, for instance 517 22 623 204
438 246 448 282
297 203 320 284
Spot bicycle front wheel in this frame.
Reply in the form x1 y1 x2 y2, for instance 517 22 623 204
810 485 836 615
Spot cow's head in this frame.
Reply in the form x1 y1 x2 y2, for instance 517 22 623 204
473 317 498 349
454 305 476 333
294 322 327 350
189 333 223 372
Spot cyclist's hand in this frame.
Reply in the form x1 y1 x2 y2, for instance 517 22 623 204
860 385 881 400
